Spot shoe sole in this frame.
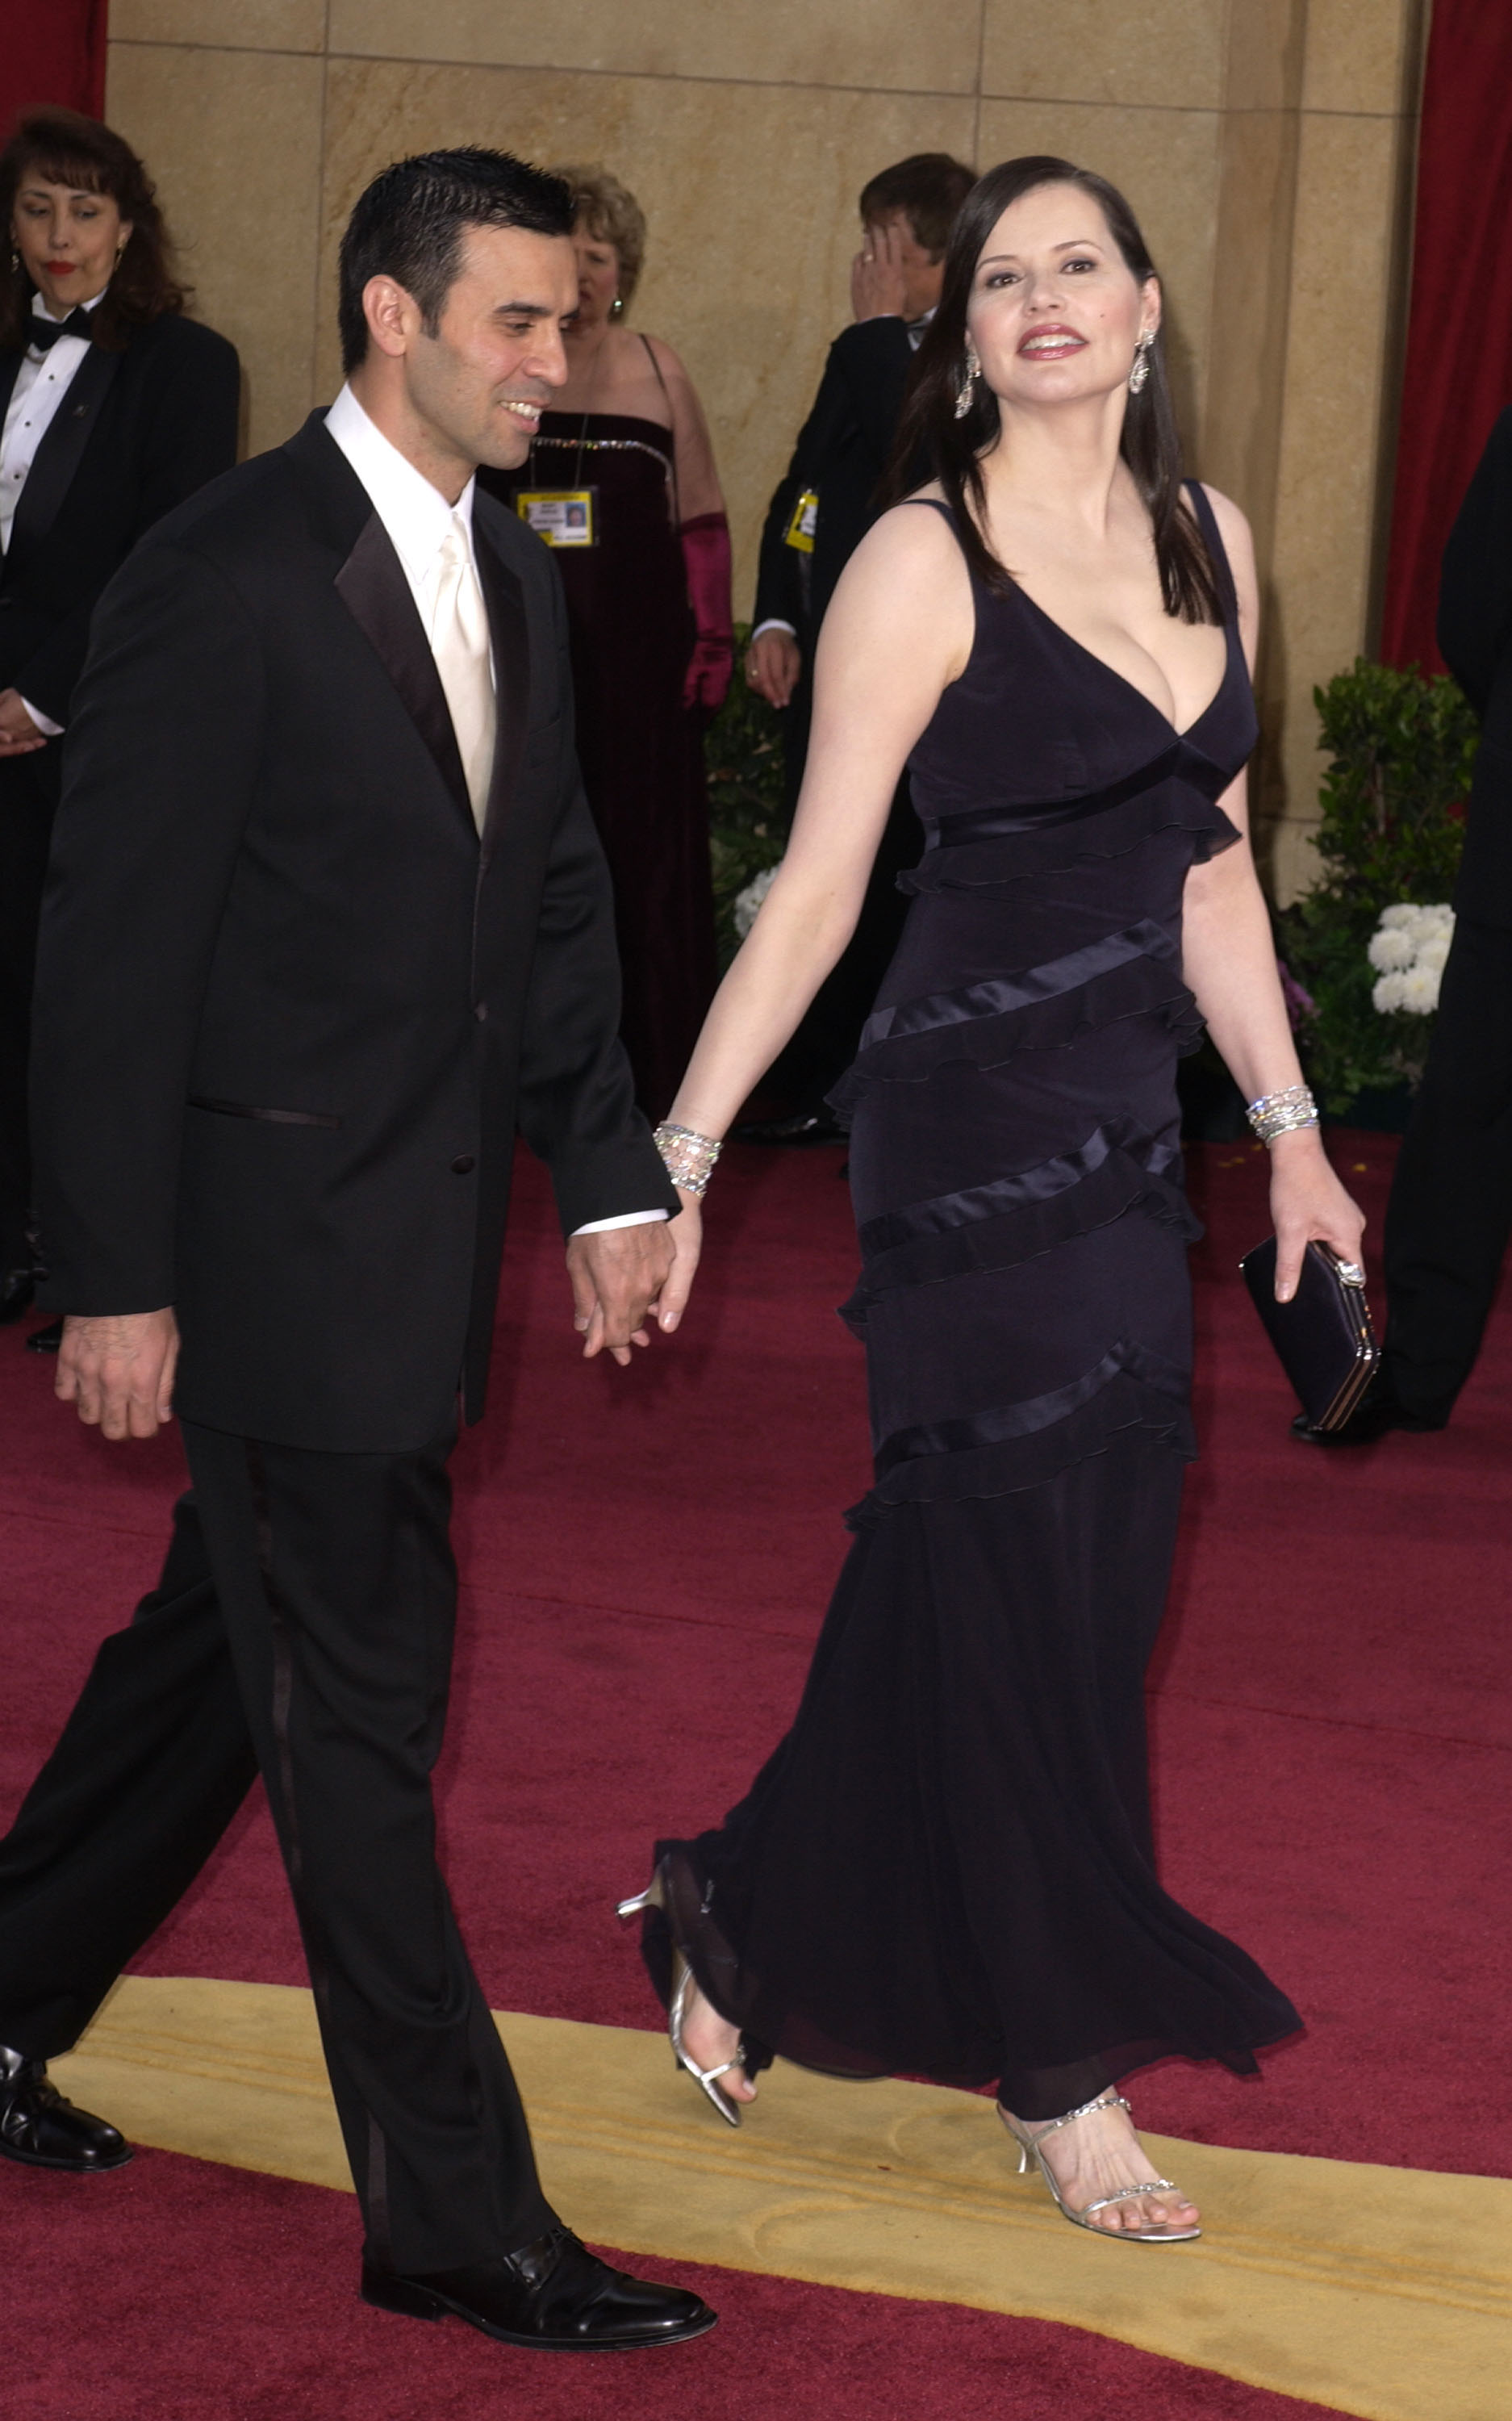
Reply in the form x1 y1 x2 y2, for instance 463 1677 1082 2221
0 2138 134 2172
361 2271 718 2352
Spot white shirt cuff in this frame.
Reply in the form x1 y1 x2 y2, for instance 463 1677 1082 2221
570 1209 670 1236
750 619 797 642
19 696 62 738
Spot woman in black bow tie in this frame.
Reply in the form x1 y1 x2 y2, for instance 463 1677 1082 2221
0 107 240 1336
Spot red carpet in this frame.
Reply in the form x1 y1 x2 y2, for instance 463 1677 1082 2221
2 1135 1509 2418
1 2148 1347 2421
2 1135 1510 2179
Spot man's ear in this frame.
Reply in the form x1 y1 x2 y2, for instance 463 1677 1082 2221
363 274 418 361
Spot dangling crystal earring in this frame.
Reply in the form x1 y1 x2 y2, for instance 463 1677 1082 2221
954 338 980 420
1128 330 1154 395
609 293 624 319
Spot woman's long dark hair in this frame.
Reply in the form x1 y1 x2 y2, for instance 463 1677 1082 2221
0 107 188 353
885 157 1223 625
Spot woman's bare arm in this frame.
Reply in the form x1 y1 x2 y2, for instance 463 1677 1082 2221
1181 492 1364 1295
668 501 971 1140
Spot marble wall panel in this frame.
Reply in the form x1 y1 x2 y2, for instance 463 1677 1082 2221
1222 0 1307 111
105 43 326 459
981 0 1226 112
1264 108 1405 876
315 60 976 608
109 0 326 48
1300 0 1425 118
975 98 1222 454
327 0 984 95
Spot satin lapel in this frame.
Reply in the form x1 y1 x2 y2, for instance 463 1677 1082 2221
333 511 473 831
7 343 123 562
471 517 530 872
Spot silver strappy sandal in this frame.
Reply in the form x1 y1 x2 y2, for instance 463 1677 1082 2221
616 1871 752 2128
998 2089 1201 2241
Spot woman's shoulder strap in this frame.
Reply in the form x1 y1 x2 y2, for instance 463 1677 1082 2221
1183 478 1238 619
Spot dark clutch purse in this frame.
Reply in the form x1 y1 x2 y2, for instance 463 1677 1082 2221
1238 1236 1380 1432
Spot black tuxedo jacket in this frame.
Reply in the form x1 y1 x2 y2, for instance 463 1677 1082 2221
0 312 240 723
32 412 676 1451
1439 407 1512 930
752 317 917 643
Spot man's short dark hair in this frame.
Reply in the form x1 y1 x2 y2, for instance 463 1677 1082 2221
858 153 976 260
338 146 574 373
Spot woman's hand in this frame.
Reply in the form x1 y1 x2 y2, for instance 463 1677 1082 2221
0 688 48 758
1268 1130 1365 1301
650 1188 704 1332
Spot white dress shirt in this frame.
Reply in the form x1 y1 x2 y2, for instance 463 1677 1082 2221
324 383 666 1239
1 286 106 734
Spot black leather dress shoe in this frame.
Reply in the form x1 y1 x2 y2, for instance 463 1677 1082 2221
25 1315 63 1354
732 1109 846 1147
361 2225 716 2351
0 2046 133 2171
1291 1374 1446 1447
0 1267 35 1324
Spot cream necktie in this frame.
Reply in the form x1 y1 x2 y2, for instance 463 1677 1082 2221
426 515 496 834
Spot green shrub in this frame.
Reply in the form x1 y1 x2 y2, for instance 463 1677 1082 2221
1273 659 1478 1112
703 625 792 967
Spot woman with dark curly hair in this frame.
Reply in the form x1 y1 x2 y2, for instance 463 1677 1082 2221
0 107 240 1336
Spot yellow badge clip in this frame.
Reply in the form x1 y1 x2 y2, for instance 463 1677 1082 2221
784 488 819 554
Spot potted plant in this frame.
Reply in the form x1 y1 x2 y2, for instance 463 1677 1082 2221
1272 658 1479 1123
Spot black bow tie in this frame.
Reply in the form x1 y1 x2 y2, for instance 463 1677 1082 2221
27 307 92 353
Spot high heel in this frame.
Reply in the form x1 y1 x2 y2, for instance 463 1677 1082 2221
616 1871 750 2128
997 2092 1201 2243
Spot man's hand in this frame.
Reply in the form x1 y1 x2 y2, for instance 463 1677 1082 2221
746 627 801 710
0 688 48 759
566 1223 678 1366
56 1307 180 1438
851 219 909 324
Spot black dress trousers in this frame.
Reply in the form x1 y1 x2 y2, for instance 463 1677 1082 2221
0 745 61 1275
0 1427 554 2275
1382 914 1512 1420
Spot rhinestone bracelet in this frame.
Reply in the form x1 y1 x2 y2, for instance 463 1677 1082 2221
654 1121 722 1198
1246 1083 1319 1145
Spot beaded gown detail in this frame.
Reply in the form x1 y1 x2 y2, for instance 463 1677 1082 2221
644 487 1300 2118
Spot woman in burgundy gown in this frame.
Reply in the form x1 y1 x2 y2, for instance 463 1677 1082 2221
486 166 731 1120
630 160 1364 2243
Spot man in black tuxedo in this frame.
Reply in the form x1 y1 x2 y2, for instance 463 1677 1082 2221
0 149 712 2353
740 153 973 1140
1303 408 1512 1445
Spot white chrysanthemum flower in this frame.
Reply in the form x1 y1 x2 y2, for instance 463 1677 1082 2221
1415 931 1451 975
733 863 779 939
1399 964 1440 1014
1420 902 1456 932
1372 969 1409 1013
1378 904 1419 929
1368 927 1415 971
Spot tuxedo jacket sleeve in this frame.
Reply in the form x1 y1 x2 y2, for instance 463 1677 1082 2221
31 420 674 1451
0 312 240 725
1440 410 1512 929
752 318 916 638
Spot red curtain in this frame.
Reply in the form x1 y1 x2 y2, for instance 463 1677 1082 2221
0 1 109 134
1380 1 1512 671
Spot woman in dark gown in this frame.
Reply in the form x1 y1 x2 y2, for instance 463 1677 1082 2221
633 159 1364 2242
485 166 731 1121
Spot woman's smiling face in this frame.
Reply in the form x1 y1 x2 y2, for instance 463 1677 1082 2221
966 181 1157 410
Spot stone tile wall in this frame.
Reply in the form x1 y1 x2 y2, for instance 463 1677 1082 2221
104 0 1427 893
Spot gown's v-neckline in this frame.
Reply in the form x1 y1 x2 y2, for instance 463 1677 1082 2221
1008 575 1237 746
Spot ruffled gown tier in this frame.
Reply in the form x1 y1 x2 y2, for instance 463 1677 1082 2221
649 486 1300 2119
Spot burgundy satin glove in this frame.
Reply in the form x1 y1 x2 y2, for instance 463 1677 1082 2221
679 510 734 715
